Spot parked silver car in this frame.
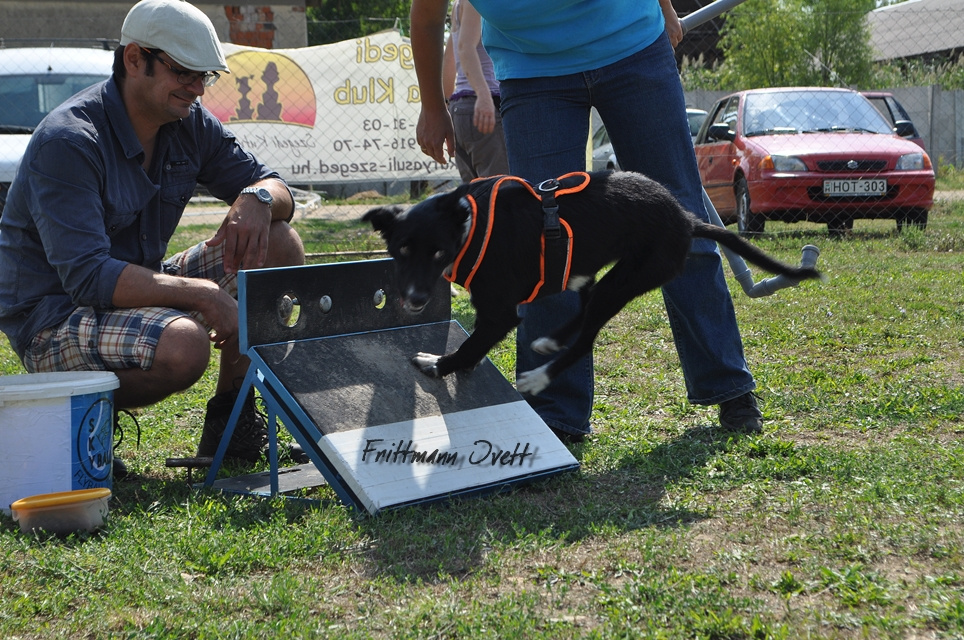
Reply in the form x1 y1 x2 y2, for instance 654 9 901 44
0 47 114 210
591 108 708 172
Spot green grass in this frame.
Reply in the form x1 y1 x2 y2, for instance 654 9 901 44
937 164 964 191
3 191 964 638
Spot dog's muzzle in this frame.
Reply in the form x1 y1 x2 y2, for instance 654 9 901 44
401 290 430 314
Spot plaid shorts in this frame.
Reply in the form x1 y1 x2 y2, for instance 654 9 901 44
24 240 238 373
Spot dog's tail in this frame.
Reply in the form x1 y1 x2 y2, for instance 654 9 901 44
693 221 824 283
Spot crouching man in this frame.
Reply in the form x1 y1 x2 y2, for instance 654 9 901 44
0 0 305 476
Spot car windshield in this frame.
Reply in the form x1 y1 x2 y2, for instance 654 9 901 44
743 90 893 137
0 73 107 132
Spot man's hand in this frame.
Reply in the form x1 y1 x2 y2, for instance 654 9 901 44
112 265 243 362
206 203 271 274
203 286 242 363
207 182 286 274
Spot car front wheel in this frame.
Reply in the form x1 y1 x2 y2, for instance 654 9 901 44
827 214 854 238
897 208 928 232
735 177 764 236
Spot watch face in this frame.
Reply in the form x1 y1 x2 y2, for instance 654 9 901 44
242 187 273 204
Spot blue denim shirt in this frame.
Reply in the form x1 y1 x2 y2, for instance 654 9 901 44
0 77 281 358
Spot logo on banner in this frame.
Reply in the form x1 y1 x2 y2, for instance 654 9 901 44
205 51 316 127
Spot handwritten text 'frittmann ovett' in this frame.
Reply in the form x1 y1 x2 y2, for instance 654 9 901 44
361 439 534 467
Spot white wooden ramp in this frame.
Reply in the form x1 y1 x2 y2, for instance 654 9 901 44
202 259 579 514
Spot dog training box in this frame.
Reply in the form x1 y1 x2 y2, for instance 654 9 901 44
0 371 118 515
203 259 578 514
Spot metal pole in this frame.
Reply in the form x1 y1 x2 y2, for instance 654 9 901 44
680 0 821 297
680 0 750 34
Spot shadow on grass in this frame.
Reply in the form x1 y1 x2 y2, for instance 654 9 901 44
0 398 755 585
353 424 750 581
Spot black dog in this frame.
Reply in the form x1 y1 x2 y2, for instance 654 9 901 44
363 171 822 396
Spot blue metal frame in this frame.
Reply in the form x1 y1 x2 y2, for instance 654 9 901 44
201 349 363 509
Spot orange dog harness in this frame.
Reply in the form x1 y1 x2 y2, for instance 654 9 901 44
445 172 591 303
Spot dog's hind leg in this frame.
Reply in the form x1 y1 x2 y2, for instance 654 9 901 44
518 259 671 395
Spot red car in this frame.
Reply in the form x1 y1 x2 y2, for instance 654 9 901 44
694 87 935 235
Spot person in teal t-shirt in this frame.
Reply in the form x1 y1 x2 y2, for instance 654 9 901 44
412 0 763 441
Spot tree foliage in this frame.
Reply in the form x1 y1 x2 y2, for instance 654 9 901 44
716 0 875 89
802 0 876 84
718 0 809 88
306 0 411 45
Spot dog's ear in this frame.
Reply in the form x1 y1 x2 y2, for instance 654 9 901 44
423 189 473 225
362 205 404 236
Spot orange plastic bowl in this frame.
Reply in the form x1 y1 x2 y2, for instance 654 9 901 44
10 488 111 534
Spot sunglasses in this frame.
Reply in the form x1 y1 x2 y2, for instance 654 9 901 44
138 46 220 88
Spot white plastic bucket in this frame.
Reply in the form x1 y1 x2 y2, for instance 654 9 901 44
0 372 119 514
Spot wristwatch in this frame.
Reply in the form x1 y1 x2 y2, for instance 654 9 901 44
240 186 273 206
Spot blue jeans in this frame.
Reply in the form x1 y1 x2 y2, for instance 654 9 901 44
499 34 755 436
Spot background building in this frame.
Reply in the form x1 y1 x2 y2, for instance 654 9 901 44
868 0 964 63
0 1 309 49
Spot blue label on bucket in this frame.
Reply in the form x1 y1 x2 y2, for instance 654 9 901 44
71 392 113 488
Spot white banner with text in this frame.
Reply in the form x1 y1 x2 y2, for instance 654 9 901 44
206 32 458 184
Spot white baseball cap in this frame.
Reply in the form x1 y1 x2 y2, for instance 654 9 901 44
120 0 230 73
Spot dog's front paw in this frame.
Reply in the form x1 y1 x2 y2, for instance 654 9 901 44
516 364 552 396
412 352 443 378
531 337 563 355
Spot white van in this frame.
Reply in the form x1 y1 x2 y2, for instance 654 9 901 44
0 47 115 210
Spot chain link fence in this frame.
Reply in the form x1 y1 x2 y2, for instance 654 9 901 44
306 17 410 46
1 5 961 231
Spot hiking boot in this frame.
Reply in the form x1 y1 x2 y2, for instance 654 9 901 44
718 392 763 434
197 389 268 463
549 426 588 445
112 457 130 481
113 409 140 481
289 443 309 465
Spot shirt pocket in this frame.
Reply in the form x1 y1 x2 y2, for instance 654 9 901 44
159 158 199 238
103 207 139 239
